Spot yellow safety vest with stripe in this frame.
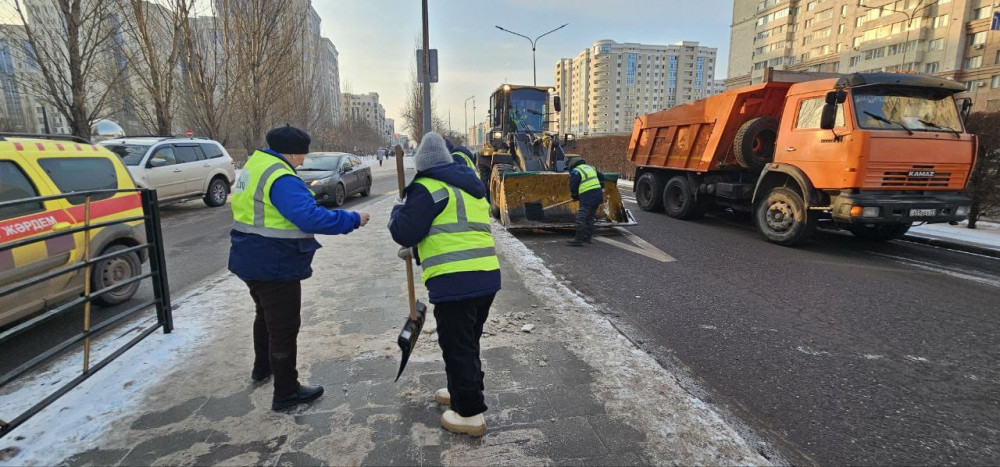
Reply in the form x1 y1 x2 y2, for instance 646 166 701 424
231 151 313 239
413 177 499 283
573 164 601 195
452 150 479 176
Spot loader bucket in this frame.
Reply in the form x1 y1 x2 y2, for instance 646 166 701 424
493 171 636 230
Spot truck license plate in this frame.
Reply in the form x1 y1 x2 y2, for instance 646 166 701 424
910 208 936 217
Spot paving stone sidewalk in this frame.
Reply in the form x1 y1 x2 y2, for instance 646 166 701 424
6 192 772 466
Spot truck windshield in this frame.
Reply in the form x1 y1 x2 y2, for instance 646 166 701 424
852 87 962 133
508 89 547 133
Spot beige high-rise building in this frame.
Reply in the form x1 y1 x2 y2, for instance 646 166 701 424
554 40 719 136
341 92 389 142
727 0 1000 111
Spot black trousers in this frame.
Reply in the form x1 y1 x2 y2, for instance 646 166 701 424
574 198 600 241
247 280 302 400
434 293 495 417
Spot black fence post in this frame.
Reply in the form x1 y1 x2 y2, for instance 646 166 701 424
142 190 173 334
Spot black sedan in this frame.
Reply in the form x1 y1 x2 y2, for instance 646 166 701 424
296 152 372 206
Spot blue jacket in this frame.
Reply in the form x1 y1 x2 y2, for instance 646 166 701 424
569 165 605 206
388 161 501 304
229 149 361 281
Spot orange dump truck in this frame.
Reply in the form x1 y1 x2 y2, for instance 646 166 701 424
627 71 977 245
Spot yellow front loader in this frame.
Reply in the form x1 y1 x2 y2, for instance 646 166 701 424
476 84 635 230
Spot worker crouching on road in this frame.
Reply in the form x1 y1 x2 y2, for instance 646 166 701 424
566 156 605 246
389 132 501 437
229 125 370 412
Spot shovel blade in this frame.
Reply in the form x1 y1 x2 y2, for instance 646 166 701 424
395 300 428 381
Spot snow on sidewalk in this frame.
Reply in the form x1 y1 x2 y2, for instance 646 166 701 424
907 220 1000 252
0 195 772 466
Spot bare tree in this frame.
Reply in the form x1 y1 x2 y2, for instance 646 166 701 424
217 0 303 151
964 112 1000 228
178 1 232 144
115 0 192 135
5 0 127 138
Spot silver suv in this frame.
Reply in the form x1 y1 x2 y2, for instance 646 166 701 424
100 137 236 207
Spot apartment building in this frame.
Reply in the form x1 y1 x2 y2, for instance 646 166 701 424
554 40 719 135
341 92 389 142
728 0 1000 111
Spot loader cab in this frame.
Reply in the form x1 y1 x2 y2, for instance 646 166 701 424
489 85 554 143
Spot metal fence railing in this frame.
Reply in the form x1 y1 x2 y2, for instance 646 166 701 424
0 189 172 438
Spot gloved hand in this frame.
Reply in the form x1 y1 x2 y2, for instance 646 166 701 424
397 246 414 261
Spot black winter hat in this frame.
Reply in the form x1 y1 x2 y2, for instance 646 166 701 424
266 125 311 154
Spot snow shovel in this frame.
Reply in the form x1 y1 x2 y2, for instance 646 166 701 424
394 145 427 382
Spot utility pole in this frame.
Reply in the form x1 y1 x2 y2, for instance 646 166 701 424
421 0 432 136
495 24 569 86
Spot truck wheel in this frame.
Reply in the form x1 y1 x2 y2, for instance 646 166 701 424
755 187 816 246
663 176 700 220
734 117 779 171
635 172 666 212
849 222 912 241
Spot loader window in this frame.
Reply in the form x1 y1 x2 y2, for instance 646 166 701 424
796 97 844 128
508 89 547 133
853 87 962 133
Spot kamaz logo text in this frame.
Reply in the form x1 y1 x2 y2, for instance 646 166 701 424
908 170 935 177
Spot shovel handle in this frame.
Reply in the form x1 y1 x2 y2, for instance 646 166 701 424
543 199 575 211
395 145 419 321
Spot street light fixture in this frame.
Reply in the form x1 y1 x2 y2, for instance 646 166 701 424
495 23 569 86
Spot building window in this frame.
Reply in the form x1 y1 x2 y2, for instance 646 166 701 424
932 15 948 28
806 0 816 11
968 31 987 46
841 5 848 17
964 56 982 69
925 62 939 73
973 7 991 20
992 75 1000 88
928 39 944 51
838 24 845 34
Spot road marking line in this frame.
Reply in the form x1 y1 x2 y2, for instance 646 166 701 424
595 227 676 263
870 252 1000 289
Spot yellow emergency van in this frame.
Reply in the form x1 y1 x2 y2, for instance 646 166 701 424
0 134 147 328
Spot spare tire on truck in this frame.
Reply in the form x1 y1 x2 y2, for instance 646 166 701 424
734 117 779 171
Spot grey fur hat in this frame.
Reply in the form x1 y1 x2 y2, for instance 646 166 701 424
414 132 453 172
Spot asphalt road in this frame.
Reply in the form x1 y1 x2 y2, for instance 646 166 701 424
0 165 403 377
515 196 1000 465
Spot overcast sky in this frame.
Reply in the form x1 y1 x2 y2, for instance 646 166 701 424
315 0 735 137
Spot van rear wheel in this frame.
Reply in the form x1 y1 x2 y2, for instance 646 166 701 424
91 245 141 307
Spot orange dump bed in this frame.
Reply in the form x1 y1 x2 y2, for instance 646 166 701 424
627 81 793 172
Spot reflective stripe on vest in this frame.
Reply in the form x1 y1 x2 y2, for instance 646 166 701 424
574 164 601 194
413 177 499 283
452 151 479 176
231 150 313 239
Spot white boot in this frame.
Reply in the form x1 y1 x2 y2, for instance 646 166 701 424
434 388 451 405
441 410 486 437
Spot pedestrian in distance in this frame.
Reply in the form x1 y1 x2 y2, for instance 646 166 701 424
565 156 604 246
229 125 370 412
388 132 501 437
378 148 385 167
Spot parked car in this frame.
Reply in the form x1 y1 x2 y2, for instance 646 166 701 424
297 152 372 206
0 134 147 327
100 137 236 207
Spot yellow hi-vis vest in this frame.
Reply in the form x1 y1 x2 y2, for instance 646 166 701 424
413 177 499 283
573 164 601 194
231 151 313 239
453 150 479 176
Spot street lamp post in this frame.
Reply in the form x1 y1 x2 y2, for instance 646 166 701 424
464 96 474 145
495 23 569 86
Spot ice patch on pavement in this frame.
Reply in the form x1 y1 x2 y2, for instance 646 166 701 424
795 346 829 356
864 354 884 360
904 355 930 363
491 226 772 465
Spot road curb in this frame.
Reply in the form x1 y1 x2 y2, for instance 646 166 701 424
902 234 1000 258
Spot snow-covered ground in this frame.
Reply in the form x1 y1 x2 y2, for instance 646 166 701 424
908 220 1000 250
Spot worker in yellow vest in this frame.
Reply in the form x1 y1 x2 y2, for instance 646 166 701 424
229 126 370 412
389 132 500 437
566 156 605 246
